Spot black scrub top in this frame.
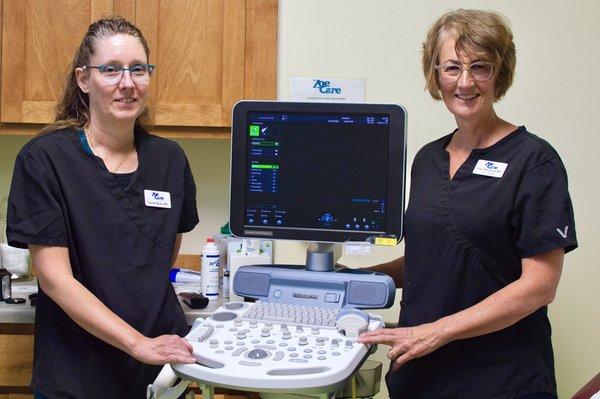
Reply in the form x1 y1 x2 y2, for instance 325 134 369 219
7 128 199 399
387 126 577 399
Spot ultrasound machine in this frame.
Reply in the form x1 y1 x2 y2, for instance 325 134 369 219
148 101 407 399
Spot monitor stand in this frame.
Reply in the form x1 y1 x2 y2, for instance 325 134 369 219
305 242 342 272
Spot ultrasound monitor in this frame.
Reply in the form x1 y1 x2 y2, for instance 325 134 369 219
229 101 407 271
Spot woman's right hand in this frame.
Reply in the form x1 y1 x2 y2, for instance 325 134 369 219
130 334 196 365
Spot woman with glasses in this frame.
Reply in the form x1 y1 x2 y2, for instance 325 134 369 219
357 10 577 398
6 17 198 398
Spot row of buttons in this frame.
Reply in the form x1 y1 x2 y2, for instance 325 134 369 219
209 338 352 350
224 325 331 340
210 344 345 367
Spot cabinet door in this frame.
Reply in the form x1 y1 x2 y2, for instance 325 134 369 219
0 0 276 129
0 333 34 390
0 0 134 123
136 0 277 127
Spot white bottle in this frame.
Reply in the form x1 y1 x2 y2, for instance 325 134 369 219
201 237 220 300
222 271 230 299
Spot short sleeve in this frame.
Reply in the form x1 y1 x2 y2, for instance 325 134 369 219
6 153 68 249
512 157 577 258
177 156 199 233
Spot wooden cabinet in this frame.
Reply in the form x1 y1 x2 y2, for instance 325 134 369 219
0 326 34 398
0 0 277 138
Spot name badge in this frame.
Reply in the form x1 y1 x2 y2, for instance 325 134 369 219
144 189 171 208
472 159 508 178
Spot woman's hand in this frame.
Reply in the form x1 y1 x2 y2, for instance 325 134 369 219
357 323 448 371
130 334 196 365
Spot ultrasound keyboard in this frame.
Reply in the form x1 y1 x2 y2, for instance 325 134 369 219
171 301 384 395
241 301 340 328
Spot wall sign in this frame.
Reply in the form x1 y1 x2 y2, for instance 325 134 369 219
290 77 365 102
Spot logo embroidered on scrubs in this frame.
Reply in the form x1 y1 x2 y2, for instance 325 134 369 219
556 226 569 238
144 189 171 208
472 159 508 178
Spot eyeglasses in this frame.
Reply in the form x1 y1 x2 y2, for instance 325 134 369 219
434 61 494 82
82 64 156 85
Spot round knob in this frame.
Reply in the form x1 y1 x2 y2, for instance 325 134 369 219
298 336 308 346
336 308 369 339
246 348 269 360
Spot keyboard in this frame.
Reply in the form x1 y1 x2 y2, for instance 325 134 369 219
241 301 339 328
169 301 384 395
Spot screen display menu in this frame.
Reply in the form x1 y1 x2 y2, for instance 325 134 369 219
244 111 390 234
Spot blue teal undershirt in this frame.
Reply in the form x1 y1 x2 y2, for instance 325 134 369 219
78 130 93 155
78 130 134 189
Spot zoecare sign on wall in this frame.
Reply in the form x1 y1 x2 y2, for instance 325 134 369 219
289 77 365 102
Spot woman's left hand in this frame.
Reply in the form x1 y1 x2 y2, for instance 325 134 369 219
357 323 448 371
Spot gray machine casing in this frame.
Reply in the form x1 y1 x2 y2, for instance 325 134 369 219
233 265 395 309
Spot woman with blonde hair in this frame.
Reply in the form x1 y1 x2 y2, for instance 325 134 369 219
358 10 577 398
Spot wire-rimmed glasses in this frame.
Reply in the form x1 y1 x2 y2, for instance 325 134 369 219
434 61 494 82
83 64 156 85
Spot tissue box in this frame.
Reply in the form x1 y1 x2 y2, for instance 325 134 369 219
213 234 273 273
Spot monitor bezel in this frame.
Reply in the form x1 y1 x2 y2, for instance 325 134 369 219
230 100 407 243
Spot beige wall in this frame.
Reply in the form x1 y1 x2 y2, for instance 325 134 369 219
0 136 28 202
0 0 598 397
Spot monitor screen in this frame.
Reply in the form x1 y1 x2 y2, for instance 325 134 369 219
230 101 407 243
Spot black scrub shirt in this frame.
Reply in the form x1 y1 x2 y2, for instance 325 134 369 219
387 126 577 399
7 128 199 399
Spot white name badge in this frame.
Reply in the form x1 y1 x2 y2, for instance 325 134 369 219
144 189 171 208
472 159 508 178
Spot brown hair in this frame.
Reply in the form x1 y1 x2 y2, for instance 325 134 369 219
422 9 516 101
41 16 151 134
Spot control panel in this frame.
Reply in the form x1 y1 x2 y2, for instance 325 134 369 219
171 301 383 394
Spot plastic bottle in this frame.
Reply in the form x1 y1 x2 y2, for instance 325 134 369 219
201 237 220 300
0 267 11 300
169 268 202 284
222 270 230 299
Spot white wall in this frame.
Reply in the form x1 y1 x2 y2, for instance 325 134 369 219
272 0 600 397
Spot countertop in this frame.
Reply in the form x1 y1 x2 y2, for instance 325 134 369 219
0 278 228 326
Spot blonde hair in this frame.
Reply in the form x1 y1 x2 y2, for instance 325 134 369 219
422 9 516 101
41 16 150 135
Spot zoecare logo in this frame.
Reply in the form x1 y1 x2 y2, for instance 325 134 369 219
312 79 342 94
485 161 498 170
152 191 165 201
